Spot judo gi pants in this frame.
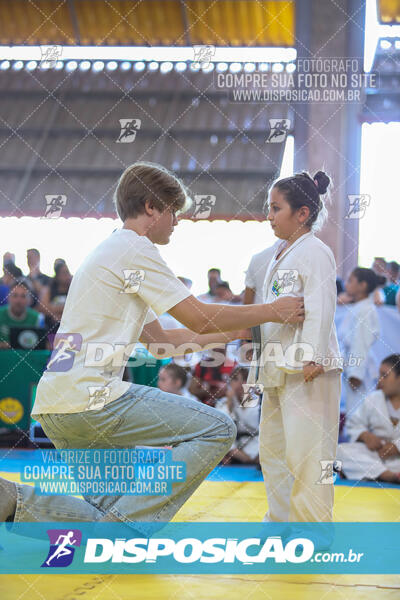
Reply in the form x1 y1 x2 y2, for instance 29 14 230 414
9 383 236 531
259 370 341 522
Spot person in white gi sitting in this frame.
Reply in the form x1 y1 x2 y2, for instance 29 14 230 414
337 354 400 484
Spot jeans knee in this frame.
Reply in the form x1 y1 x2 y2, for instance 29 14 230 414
222 414 237 443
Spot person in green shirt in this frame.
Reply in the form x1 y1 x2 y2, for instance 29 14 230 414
0 279 44 349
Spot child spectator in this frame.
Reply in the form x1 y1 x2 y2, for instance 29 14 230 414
189 346 236 406
337 354 400 483
157 363 197 400
338 267 382 415
216 366 260 465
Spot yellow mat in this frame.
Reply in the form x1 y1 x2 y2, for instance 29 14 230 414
1 475 400 599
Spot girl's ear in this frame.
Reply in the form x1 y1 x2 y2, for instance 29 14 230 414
297 205 310 224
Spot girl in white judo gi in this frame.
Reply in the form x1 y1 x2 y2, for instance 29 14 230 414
337 354 400 483
337 267 383 416
247 170 343 523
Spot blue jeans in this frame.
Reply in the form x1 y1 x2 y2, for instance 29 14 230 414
11 384 236 531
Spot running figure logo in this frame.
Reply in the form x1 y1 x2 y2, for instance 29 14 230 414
192 45 215 68
193 195 216 219
242 384 264 407
87 386 111 410
345 194 370 219
46 333 83 372
275 269 299 295
116 119 141 143
316 460 342 484
266 119 291 143
41 529 82 568
44 194 67 218
121 269 145 293
40 45 62 68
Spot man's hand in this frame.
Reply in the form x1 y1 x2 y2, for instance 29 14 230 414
269 296 305 324
303 361 324 382
378 442 400 459
359 431 383 451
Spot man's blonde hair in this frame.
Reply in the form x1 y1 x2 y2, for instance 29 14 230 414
113 161 189 221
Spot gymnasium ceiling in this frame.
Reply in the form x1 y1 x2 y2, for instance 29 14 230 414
0 0 295 47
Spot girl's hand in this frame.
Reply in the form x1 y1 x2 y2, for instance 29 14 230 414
303 361 324 383
378 442 400 459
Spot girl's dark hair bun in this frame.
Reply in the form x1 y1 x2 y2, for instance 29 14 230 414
313 171 330 195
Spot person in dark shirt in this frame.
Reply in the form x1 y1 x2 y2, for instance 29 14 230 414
26 248 51 310
40 261 72 334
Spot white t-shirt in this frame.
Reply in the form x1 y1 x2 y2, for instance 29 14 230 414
32 229 191 415
244 242 280 304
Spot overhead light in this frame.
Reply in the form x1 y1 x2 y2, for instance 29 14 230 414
380 39 392 49
229 62 242 73
148 61 159 71
286 62 296 72
258 62 270 71
0 45 298 63
160 61 173 73
272 62 284 72
202 62 214 73
93 60 104 71
134 61 145 71
54 60 64 70
12 61 24 70
216 62 228 72
106 61 118 71
175 62 187 72
244 62 256 72
79 60 91 71
0 60 10 70
26 61 38 70
120 61 131 70
65 60 78 71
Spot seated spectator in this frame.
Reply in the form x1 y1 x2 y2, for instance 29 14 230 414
1 252 15 278
26 248 51 310
0 282 8 306
382 261 399 306
157 363 197 400
40 261 72 334
337 354 400 483
0 279 44 349
371 257 389 306
214 281 242 304
197 268 222 303
2 262 23 287
189 345 236 406
215 367 260 465
0 263 24 307
336 276 345 296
